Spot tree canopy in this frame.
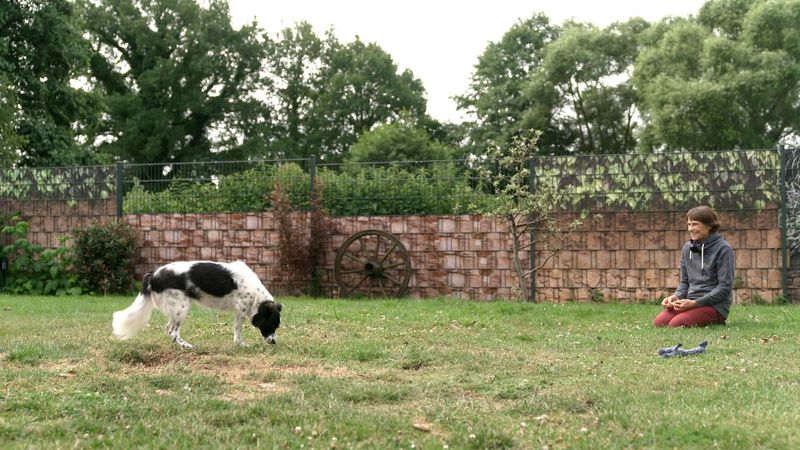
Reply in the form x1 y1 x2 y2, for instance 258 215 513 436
2 0 799 167
346 113 452 163
82 0 268 163
634 0 800 150
262 23 430 162
0 0 99 166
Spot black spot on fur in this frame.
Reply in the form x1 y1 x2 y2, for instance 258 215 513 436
185 285 201 300
149 263 237 299
140 273 153 295
252 302 282 340
150 269 185 294
188 262 237 297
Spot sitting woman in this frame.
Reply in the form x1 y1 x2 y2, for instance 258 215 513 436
654 205 734 328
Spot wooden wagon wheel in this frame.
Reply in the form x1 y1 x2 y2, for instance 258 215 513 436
334 230 412 298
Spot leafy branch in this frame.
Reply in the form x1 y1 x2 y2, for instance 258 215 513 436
473 132 598 301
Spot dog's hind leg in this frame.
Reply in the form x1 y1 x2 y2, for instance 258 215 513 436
163 297 194 349
165 321 194 349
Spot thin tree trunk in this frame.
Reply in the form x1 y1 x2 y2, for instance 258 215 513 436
508 215 530 301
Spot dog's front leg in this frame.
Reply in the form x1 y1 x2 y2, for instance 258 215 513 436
161 296 194 349
234 312 246 346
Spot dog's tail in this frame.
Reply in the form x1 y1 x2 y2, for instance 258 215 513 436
112 273 155 340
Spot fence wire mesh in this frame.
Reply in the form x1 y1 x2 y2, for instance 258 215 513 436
0 150 787 217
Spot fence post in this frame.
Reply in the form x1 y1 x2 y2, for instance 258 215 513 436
115 162 124 218
308 155 317 208
779 145 789 301
528 158 537 303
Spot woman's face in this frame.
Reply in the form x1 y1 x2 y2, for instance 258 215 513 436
687 218 711 241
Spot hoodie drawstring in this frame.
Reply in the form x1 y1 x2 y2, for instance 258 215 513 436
689 243 705 270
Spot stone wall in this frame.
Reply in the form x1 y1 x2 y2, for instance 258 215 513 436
1 199 116 249
124 213 524 300
534 209 782 303
123 209 783 303
4 202 787 302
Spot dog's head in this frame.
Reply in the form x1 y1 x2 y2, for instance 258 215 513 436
252 301 282 344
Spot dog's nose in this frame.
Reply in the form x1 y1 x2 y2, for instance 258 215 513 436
265 334 277 345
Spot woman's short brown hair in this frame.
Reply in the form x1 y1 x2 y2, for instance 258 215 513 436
687 205 720 234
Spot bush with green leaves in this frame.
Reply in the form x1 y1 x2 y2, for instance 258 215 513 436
120 150 781 216
123 162 311 213
0 215 81 295
71 221 137 294
319 163 485 216
123 161 485 215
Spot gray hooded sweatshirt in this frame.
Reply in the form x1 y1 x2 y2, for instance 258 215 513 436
675 232 735 319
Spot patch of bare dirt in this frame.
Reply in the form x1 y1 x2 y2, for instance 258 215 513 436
105 350 359 403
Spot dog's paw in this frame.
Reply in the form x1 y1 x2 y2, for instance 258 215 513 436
177 341 195 350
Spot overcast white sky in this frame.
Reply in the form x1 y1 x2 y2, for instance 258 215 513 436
227 0 707 124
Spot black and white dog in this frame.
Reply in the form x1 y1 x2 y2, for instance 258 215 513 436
112 261 282 349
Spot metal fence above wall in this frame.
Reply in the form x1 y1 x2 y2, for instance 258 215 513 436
112 150 786 219
0 149 788 218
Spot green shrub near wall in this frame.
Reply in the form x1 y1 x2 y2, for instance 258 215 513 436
120 151 782 216
71 221 137 294
319 164 488 216
0 215 80 296
123 162 487 216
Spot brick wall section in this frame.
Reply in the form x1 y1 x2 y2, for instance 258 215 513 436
5 202 786 302
1 199 116 249
124 213 525 300
536 209 783 303
331 215 523 300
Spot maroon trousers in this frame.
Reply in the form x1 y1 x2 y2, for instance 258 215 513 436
653 305 726 328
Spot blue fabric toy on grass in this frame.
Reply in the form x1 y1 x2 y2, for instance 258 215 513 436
657 340 708 358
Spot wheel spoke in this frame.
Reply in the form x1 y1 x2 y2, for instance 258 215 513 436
384 274 401 286
340 269 365 275
366 277 374 297
343 252 363 263
377 277 388 297
379 243 398 264
346 275 369 297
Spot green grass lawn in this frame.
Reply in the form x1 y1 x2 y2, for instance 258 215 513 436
1 295 799 449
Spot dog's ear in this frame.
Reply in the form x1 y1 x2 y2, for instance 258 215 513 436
252 301 280 327
252 313 264 327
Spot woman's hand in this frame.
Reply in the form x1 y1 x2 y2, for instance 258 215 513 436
672 299 698 312
661 295 678 309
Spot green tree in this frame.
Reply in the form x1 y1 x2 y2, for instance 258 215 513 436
262 22 323 159
473 133 594 301
0 75 24 167
527 20 647 154
262 24 432 162
310 36 428 162
460 14 648 156
634 0 800 150
0 0 100 166
346 113 452 163
456 14 560 155
82 0 268 163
